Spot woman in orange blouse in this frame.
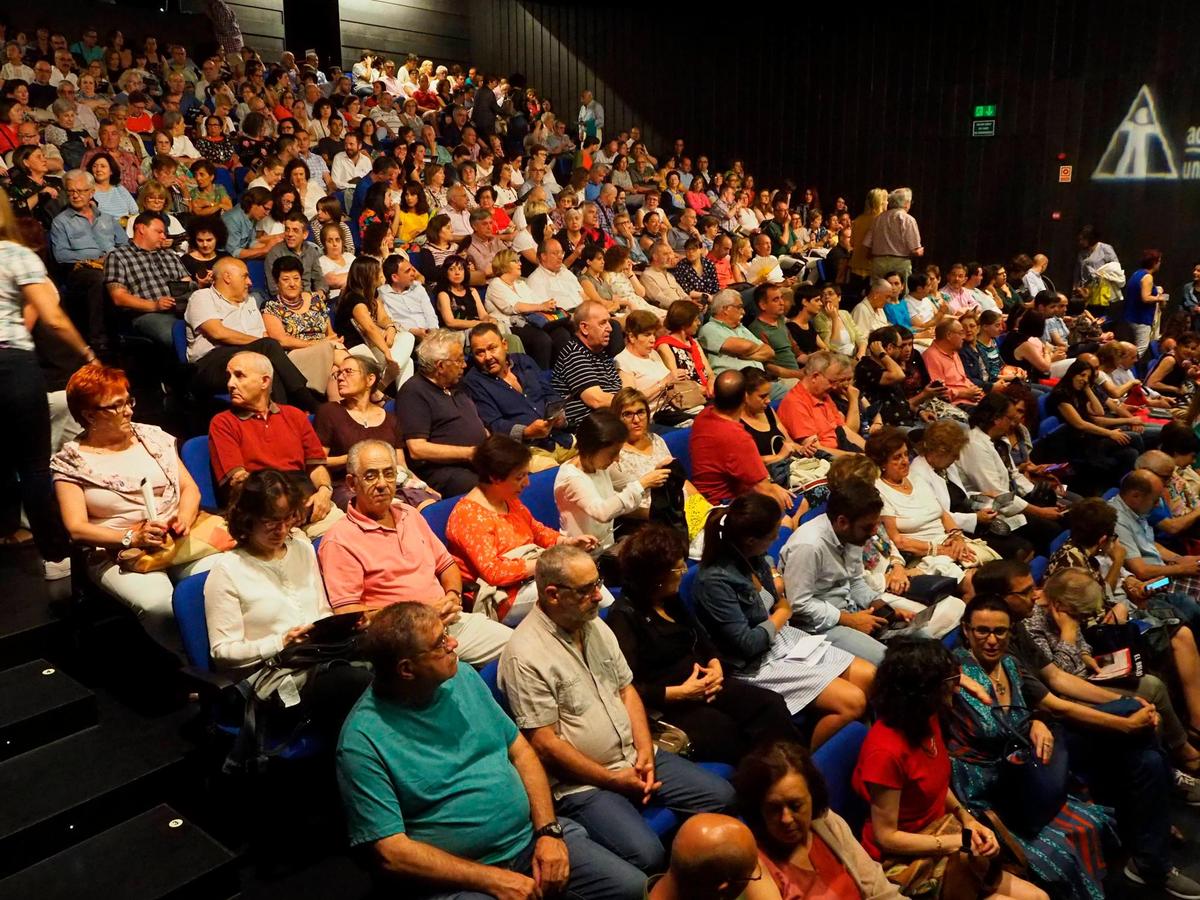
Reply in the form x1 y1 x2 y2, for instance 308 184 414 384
446 435 598 624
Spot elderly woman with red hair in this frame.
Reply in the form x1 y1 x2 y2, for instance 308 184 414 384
51 366 206 650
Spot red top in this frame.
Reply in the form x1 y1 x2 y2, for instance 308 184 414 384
852 716 950 860
208 404 325 483
760 834 861 900
778 382 845 449
689 407 769 504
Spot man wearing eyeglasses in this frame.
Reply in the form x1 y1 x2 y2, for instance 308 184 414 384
336 601 643 899
699 290 795 399
969 561 1200 897
499 544 737 873
778 350 867 456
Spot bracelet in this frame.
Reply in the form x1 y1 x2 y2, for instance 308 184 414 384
934 834 944 853
315 484 332 494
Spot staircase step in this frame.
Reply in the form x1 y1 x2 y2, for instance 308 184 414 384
0 694 194 878
0 804 237 900
0 660 97 761
0 554 68 669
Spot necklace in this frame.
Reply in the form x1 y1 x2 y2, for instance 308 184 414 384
278 292 306 311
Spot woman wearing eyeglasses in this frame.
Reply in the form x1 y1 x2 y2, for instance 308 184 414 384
949 598 1118 900
51 365 203 650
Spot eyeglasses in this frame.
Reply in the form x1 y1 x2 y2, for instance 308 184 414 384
557 577 604 597
414 627 454 658
357 467 397 484
96 396 135 413
968 625 1011 640
620 408 648 420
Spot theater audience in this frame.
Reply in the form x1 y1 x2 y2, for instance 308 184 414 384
484 247 570 369
318 439 511 663
263 209 326 294
1047 358 1142 489
498 543 739 872
699 289 795 401
921 318 984 407
693 492 875 746
336 601 643 899
334 256 410 387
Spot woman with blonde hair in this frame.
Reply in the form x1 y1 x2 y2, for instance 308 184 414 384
849 187 888 283
129 179 186 242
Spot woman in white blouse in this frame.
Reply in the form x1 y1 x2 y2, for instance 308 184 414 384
905 420 984 536
484 248 563 369
317 223 355 297
554 410 670 550
614 309 697 416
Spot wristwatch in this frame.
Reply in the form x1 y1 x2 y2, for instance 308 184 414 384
534 821 564 841
121 528 135 548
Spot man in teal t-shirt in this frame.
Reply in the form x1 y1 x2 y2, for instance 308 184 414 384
336 602 643 899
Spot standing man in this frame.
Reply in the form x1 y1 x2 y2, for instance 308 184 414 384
863 187 922 281
577 88 604 142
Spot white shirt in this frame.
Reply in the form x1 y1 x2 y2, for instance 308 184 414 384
330 151 372 190
485 276 538 330
553 461 644 549
876 477 948 545
615 348 670 407
1023 270 1048 298
379 282 439 331
441 205 472 237
780 514 880 632
204 536 332 670
296 179 326 219
170 135 200 159
905 294 939 326
0 63 34 84
852 299 888 337
957 427 1032 510
907 455 978 533
49 69 78 88
318 253 355 297
525 265 584 311
185 287 266 362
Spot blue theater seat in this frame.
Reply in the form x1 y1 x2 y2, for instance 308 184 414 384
181 436 220 512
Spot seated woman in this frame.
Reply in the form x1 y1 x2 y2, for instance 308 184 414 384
447 435 597 625
204 469 371 731
553 409 671 553
1145 334 1198 400
180 215 229 287
950 600 1118 900
52 366 206 650
186 159 232 217
128 180 185 243
867 428 988 570
88 152 139 222
602 244 662 320
609 524 797 765
316 222 355 299
313 355 437 511
693 492 875 748
737 738 904 899
999 310 1055 381
615 310 697 419
608 388 702 547
786 287 829 365
1045 358 1141 492
334 255 411 387
261 256 347 400
654 299 716 399
852 636 1049 900
434 254 492 334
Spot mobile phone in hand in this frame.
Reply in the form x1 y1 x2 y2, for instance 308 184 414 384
961 828 973 855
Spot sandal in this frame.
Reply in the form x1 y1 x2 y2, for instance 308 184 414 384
0 529 33 547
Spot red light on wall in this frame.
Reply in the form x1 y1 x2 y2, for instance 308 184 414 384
1051 211 1062 220
1056 152 1067 161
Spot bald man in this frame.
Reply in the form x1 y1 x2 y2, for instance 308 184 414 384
185 256 322 411
647 814 759 900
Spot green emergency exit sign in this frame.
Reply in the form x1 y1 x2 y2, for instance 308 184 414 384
974 104 997 118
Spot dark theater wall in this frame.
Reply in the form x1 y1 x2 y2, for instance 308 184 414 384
470 0 1200 293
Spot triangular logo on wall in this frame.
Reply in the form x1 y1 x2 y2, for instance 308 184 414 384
1093 85 1179 180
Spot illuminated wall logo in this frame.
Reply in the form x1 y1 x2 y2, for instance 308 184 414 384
1093 85 1179 181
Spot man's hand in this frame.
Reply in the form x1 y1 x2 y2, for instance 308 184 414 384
438 592 462 625
524 418 552 440
609 766 659 805
306 485 332 523
155 295 176 311
976 507 999 525
885 564 910 595
490 869 540 900
531 835 570 895
1122 705 1159 734
632 747 660 805
843 609 886 635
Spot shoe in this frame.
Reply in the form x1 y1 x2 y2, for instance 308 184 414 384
1124 861 1200 899
1174 769 1200 807
43 558 72 581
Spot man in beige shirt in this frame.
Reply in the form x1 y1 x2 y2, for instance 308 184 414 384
497 545 736 872
640 242 691 311
864 187 923 281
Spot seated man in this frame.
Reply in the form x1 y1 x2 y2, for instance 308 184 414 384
640 241 690 311
969 562 1200 896
525 238 584 312
646 814 760 900
263 210 327 294
464 208 507 285
396 329 488 496
747 283 806 380
498 545 738 872
320 439 511 666
336 602 643 899
49 167 127 352
777 351 866 456
698 289 794 401
221 187 282 260
379 253 439 342
551 300 624 429
780 479 964 666
207 350 340 534
465 323 574 467
102 211 190 348
850 278 891 338
921 318 984 407
185 256 321 410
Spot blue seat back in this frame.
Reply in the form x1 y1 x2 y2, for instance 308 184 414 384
520 468 560 530
1049 529 1070 555
812 720 869 831
1037 415 1061 440
1029 555 1048 584
800 503 826 525
679 566 698 614
663 427 692 478
768 526 792 563
182 436 220 512
1102 487 1119 501
172 572 213 671
214 166 236 201
1037 392 1050 422
172 319 188 365
420 496 458 546
245 258 267 296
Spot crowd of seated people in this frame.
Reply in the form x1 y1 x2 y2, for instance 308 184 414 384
6 16 1200 899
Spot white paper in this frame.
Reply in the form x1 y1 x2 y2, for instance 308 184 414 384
140 477 158 520
784 633 826 661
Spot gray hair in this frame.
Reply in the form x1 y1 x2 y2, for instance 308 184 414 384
162 110 183 130
346 439 397 475
869 277 893 294
598 183 617 199
468 207 492 224
710 289 744 318
887 187 912 209
1134 449 1174 479
534 544 593 598
571 299 609 331
229 350 273 377
804 350 853 376
63 168 94 189
415 328 462 374
51 98 76 118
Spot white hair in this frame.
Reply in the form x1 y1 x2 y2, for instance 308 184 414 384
347 439 396 476
710 289 744 317
63 169 94 189
888 187 912 209
416 329 462 374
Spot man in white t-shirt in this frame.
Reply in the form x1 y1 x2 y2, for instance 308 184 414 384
331 133 372 190
852 278 891 337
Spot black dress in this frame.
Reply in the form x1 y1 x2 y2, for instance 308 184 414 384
606 592 796 763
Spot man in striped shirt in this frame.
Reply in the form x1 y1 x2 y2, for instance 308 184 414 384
551 301 623 428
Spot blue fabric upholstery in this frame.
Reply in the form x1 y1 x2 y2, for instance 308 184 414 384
246 258 267 295
214 166 236 201
1049 529 1071 555
172 572 213 671
1030 555 1048 584
1102 487 1119 501
181 435 220 512
1037 416 1061 439
800 503 826 525
420 496 458 545
678 566 697 614
520 468 560 530
172 319 188 365
662 427 691 477
812 721 869 831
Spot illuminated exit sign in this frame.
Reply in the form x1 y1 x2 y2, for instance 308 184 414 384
974 104 997 117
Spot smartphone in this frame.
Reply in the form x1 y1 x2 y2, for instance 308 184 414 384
961 828 973 855
1042 463 1070 474
1145 576 1171 593
929 380 945 389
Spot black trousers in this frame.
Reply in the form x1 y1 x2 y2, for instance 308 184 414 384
193 339 318 412
659 677 797 764
61 265 110 352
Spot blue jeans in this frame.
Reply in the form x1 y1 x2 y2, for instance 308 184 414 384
130 311 177 348
555 750 737 872
821 624 886 666
1156 591 1200 632
417 818 643 900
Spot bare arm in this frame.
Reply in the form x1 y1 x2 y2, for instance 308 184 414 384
524 723 627 790
720 336 775 362
865 784 959 857
196 318 262 347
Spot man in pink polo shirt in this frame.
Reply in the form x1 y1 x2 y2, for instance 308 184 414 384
318 439 511 665
921 319 984 407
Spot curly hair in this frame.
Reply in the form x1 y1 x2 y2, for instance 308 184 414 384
871 637 959 746
618 523 687 599
864 426 910 471
226 469 306 545
734 739 830 850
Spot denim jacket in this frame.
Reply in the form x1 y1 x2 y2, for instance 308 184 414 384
692 551 779 673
